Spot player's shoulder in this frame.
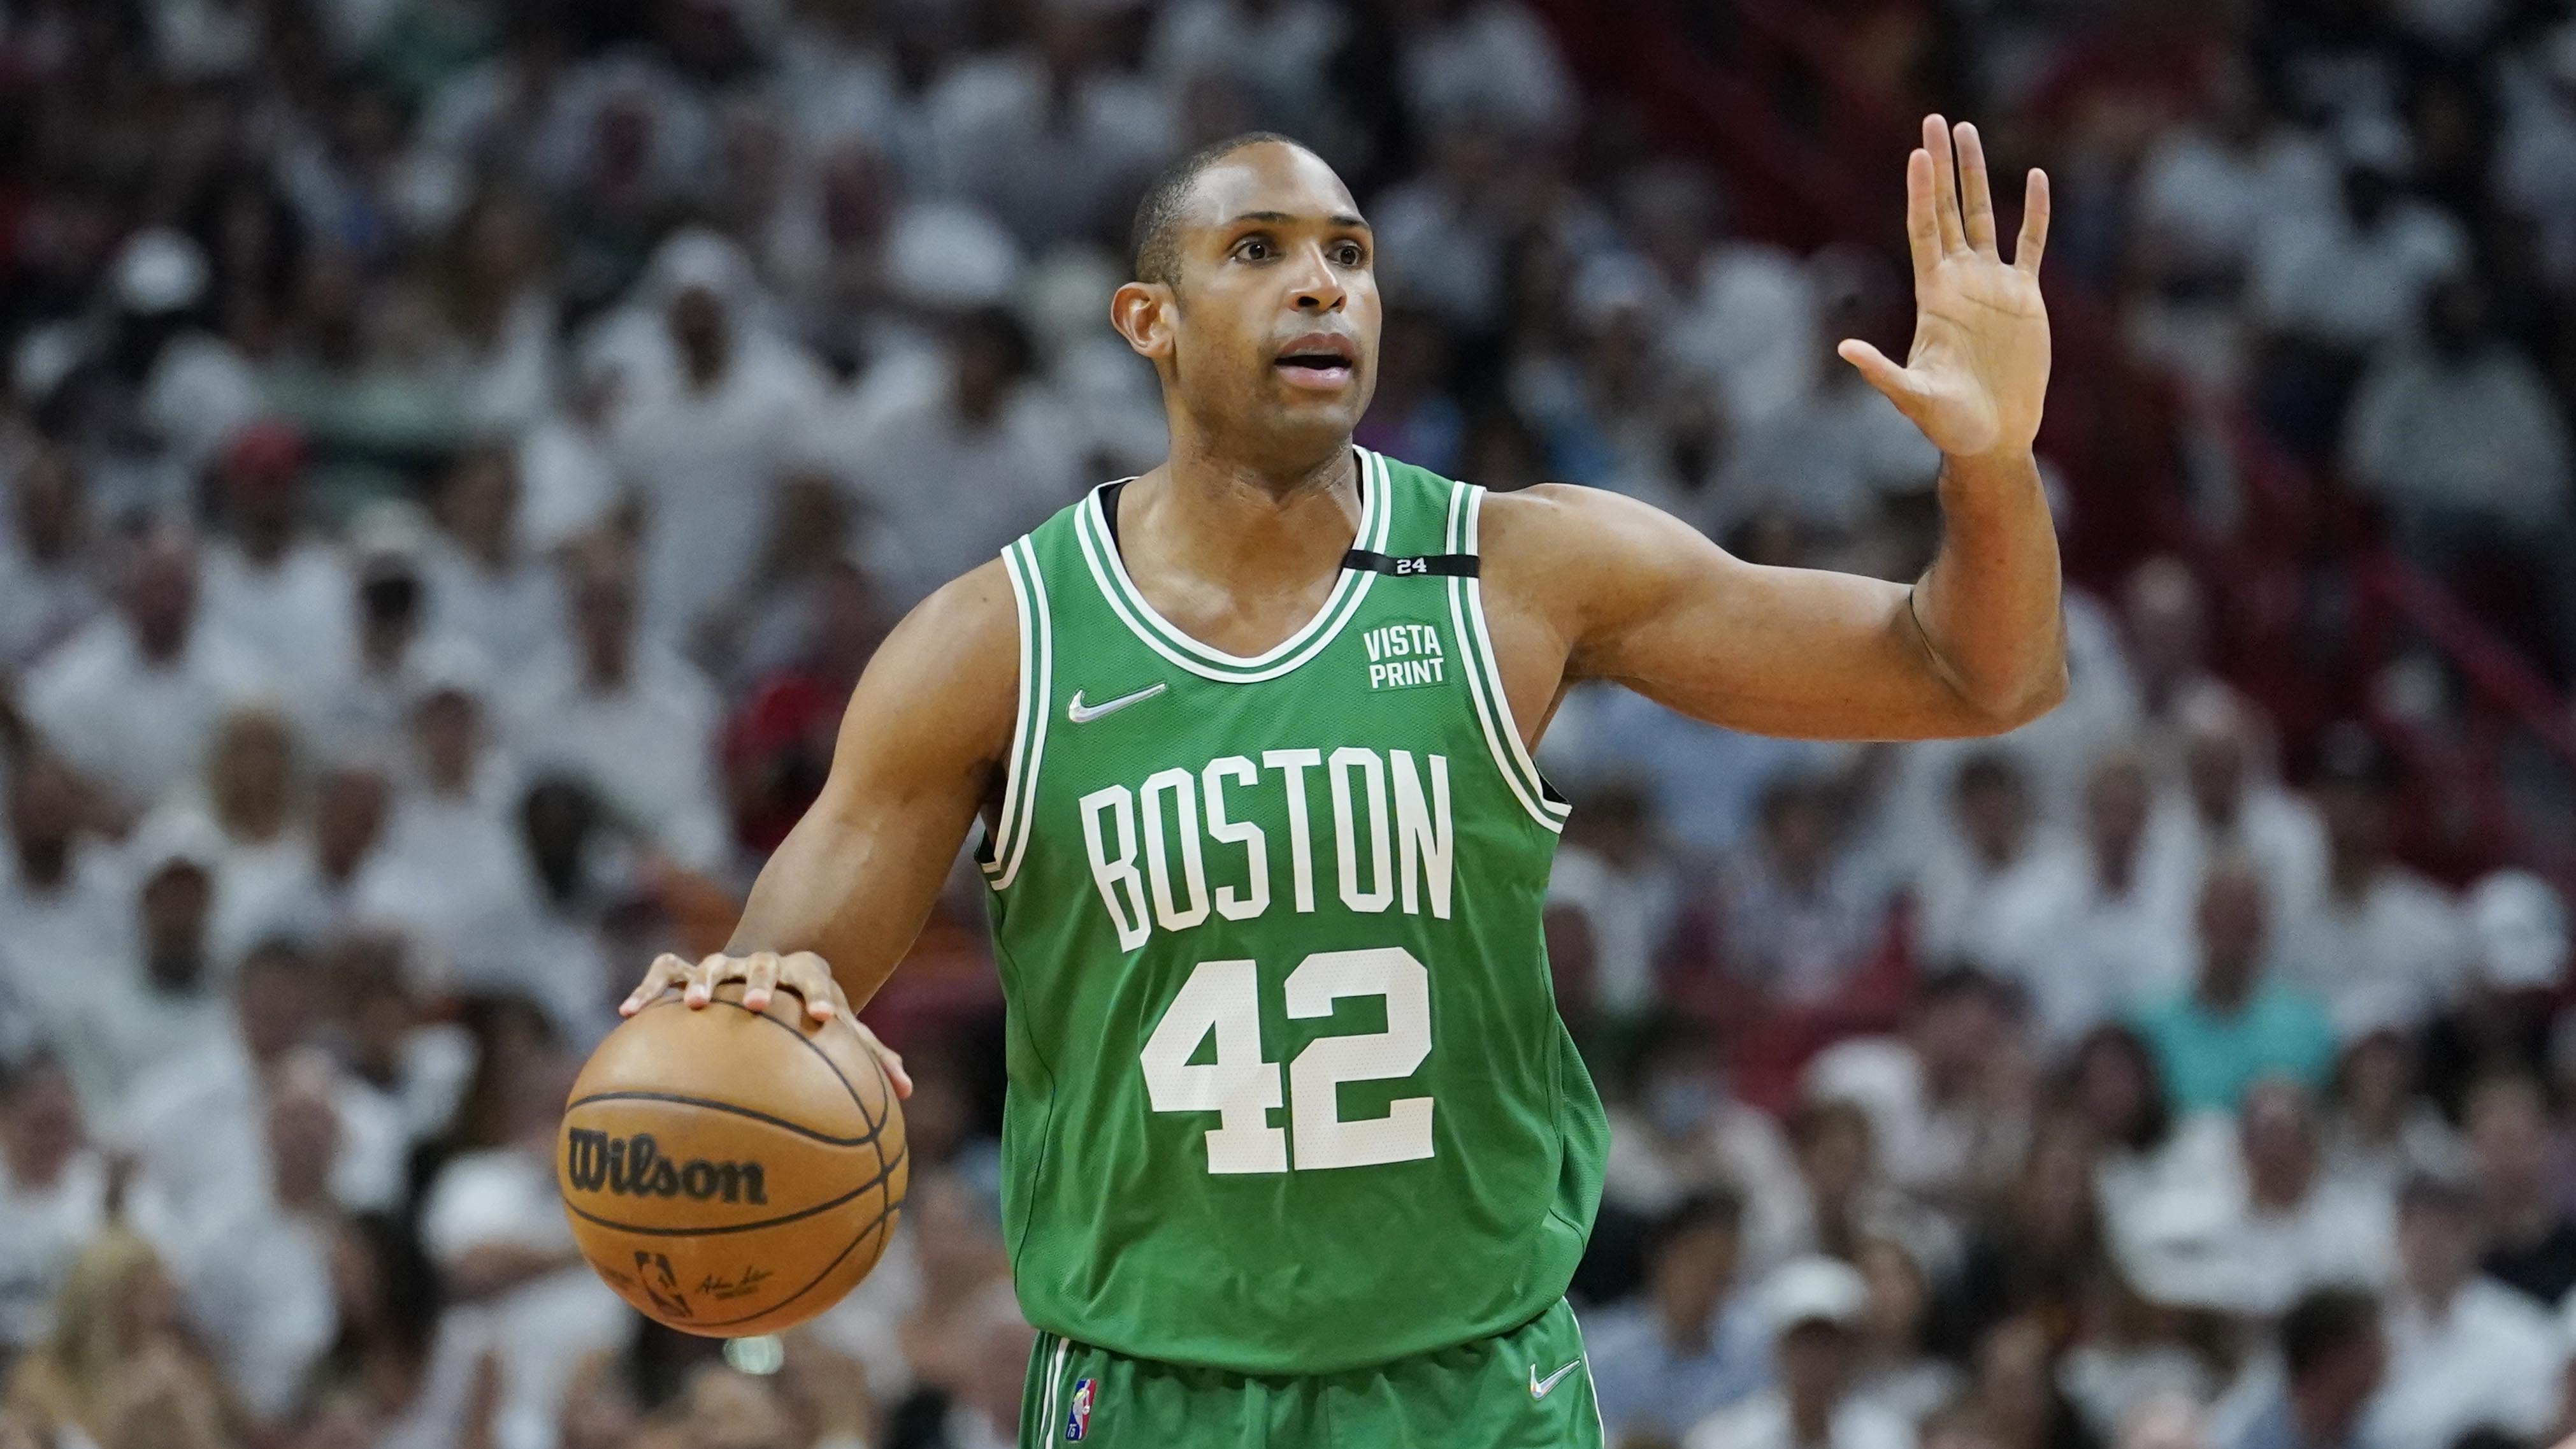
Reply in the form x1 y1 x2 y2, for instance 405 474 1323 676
1473 482 1718 602
853 558 1023 760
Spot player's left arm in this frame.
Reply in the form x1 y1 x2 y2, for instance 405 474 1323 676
1486 116 2064 743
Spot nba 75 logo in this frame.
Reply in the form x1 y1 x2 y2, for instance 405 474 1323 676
1065 1378 1093 1441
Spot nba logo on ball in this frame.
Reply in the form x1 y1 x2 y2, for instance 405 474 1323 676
1065 1378 1093 1440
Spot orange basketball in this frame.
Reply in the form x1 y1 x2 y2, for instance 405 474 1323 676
558 981 907 1337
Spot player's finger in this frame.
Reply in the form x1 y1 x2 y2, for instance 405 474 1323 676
1902 148 1938 287
684 952 729 1008
783 952 841 1019
853 1021 912 1099
1954 121 1997 255
1836 338 1917 404
620 954 687 1016
1923 114 1965 254
2015 168 2051 274
740 951 781 1013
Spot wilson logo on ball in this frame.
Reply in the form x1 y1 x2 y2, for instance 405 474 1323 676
565 1129 770 1205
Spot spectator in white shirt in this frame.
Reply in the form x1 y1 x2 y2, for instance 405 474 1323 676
2417 872 2568 1121
1397 0 1578 138
185 706 313 968
2224 1287 2387 1449
1584 1190 1773 1445
198 422 354 679
2340 277 2576 677
2120 558 2226 784
2161 689 2328 928
505 538 726 869
0 754 134 1041
393 1014 625 1449
295 508 445 762
2364 1174 2566 1449
1601 1016 1806 1272
1912 749 2075 972
2250 152 2470 354
2344 276 2573 552
47 821 231 1119
1713 769 1892 1011
422 440 567 674
2463 1072 2576 1309
1987 747 2195 1042
0 445 102 673
598 229 828 647
2498 23 2576 289
134 1060 347 1424
22 528 267 819
1775 1097 1956 1280
117 938 405 1222
1619 162 1819 434
923 4 1178 250
0 1054 108 1351
221 758 392 953
1686 1256 1917 1449
2208 1079 2399 1318
322 931 475 1150
819 305 1086 612
515 361 622 555
355 642 526 961
1544 779 1692 1024
1804 967 2033 1216
2320 1028 2466 1202
452 777 622 1047
2274 724 2467 1035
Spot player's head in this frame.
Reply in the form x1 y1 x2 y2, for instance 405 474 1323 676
1112 134 1379 470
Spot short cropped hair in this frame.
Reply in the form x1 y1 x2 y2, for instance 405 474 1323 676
1129 131 1305 287
2279 1286 2379 1383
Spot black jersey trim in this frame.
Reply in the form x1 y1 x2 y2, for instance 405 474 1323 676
1341 549 1480 578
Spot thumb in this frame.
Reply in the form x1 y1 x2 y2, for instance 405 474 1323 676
1836 339 1918 408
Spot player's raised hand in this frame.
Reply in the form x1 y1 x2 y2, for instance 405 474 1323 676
1838 115 2050 461
619 949 912 1097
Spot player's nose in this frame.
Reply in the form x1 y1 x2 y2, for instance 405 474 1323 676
1286 245 1346 313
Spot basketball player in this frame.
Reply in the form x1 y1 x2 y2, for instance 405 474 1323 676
623 117 2059 1446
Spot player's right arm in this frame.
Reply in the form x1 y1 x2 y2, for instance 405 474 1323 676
616 559 1023 1095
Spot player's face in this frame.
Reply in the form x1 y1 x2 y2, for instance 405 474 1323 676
1144 145 1381 454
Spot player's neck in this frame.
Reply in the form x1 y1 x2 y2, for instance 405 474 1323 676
1133 433 1362 588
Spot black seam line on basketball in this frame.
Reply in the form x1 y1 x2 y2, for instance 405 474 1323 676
737 996 885 1137
689 1188 903 1332
565 1137 906 1238
564 1091 880 1147
642 993 883 1136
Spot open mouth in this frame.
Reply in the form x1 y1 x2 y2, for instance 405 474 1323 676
1274 334 1357 389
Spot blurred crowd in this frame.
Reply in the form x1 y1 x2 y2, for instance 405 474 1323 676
1 1 2574 1448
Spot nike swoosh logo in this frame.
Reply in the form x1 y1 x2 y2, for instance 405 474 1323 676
1066 683 1166 724
1529 1358 1582 1400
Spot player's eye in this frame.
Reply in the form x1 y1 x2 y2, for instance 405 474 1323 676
1232 236 1275 263
1332 241 1368 268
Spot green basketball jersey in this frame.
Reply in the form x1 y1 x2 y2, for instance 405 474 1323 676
977 448 1608 1377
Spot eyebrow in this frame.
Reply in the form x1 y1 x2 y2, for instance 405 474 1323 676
1226 210 1372 229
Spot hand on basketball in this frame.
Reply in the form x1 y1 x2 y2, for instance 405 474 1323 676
1838 115 2051 462
619 950 912 1098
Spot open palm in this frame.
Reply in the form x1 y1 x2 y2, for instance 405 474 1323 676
1839 115 2052 461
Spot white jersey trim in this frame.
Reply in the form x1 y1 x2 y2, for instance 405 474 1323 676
986 537 1053 889
1443 480 1569 833
1071 448 1393 684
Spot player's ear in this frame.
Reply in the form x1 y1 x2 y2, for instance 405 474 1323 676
1111 280 1176 361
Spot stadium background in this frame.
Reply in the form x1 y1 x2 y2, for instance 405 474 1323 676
6 0 2576 1446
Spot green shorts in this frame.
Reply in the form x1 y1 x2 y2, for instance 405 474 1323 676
1018 1300 1604 1448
